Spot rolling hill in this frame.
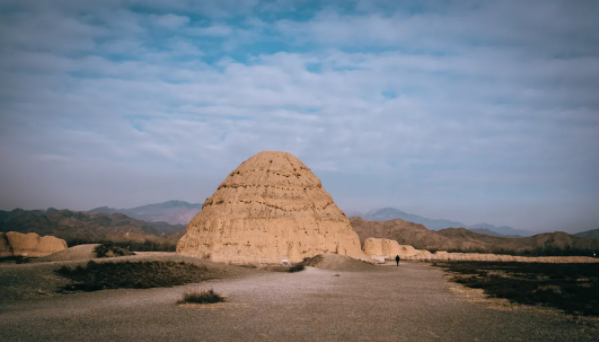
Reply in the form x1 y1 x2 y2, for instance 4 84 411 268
350 217 598 255
574 228 599 239
89 200 201 225
468 228 519 238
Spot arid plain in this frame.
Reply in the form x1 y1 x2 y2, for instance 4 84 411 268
1 255 598 342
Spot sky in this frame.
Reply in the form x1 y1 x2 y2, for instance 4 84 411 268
0 0 598 233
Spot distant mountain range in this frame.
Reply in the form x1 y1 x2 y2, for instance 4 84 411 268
2 204 597 256
347 207 532 237
0 208 184 247
89 200 201 225
574 228 599 239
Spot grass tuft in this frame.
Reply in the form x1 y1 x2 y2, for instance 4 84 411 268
179 289 225 304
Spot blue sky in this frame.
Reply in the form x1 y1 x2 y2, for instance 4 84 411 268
1 0 598 233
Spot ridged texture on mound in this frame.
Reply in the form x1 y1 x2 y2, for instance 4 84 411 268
177 151 365 264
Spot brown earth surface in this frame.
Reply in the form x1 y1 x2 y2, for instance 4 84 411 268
177 151 365 264
1 258 597 341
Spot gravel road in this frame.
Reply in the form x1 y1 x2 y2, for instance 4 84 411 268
1 261 597 341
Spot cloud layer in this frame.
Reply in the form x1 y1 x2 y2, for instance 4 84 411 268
1 0 598 232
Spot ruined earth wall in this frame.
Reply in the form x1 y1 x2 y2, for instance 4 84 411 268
403 251 599 263
3 232 68 257
177 151 365 264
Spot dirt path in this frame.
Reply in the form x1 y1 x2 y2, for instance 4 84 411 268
1 262 597 341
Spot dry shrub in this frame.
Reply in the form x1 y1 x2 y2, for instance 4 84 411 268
179 289 225 304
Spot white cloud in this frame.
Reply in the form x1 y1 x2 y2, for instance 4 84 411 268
0 0 598 232
189 24 233 36
153 13 190 27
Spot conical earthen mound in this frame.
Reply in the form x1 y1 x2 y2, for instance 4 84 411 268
176 151 365 264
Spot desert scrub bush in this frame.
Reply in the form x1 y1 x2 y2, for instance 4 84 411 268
289 264 305 273
261 263 305 273
179 289 225 304
95 244 134 258
56 260 212 292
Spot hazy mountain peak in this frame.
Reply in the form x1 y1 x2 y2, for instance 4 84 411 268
573 228 599 240
88 200 202 225
354 207 533 237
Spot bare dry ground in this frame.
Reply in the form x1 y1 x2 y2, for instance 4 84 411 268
1 257 598 342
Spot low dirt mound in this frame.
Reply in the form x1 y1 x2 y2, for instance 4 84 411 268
35 244 101 263
0 254 255 300
303 254 375 272
34 244 136 263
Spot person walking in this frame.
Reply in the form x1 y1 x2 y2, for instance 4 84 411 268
395 255 400 266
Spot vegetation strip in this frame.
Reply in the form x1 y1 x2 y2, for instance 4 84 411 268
56 260 213 292
434 261 599 316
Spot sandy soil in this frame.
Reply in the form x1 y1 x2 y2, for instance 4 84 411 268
1 259 597 341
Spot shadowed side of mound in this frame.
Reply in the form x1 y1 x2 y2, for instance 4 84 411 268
302 254 377 272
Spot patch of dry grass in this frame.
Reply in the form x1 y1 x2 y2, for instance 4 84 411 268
56 260 213 292
435 261 599 316
178 289 225 304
